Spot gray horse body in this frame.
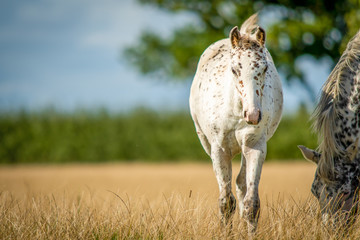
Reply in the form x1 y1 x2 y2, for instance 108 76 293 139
299 29 360 224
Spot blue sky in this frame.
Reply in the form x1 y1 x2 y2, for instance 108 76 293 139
0 0 332 113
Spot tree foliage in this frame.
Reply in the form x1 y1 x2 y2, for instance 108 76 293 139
124 0 360 97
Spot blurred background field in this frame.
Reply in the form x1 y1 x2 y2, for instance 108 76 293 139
0 106 316 164
0 161 316 204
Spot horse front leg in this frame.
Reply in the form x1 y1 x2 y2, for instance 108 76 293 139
236 154 247 217
211 146 236 225
242 136 266 234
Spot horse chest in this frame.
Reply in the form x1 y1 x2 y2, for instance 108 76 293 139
208 114 265 152
197 78 274 146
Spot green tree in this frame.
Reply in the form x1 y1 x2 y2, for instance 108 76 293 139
124 0 360 98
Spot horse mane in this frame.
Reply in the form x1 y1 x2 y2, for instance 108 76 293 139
312 30 360 181
239 13 259 36
238 13 266 49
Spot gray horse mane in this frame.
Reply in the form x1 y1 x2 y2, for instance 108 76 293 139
312 30 360 181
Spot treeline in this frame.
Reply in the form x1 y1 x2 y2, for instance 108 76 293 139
0 107 317 164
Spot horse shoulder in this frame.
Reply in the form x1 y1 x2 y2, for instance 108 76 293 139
195 39 229 72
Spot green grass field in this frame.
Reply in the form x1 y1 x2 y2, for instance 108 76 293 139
0 107 317 164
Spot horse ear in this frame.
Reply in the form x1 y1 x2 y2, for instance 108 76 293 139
255 26 266 46
298 145 320 164
230 26 241 48
346 138 359 161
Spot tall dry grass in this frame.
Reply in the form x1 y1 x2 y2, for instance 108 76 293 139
1 162 360 239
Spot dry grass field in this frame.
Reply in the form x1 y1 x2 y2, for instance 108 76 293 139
1 161 360 239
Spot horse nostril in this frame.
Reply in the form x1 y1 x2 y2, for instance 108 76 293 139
258 111 262 123
244 111 247 118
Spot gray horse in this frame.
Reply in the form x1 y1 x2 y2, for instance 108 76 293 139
299 29 360 225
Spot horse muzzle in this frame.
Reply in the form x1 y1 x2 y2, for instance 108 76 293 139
243 109 262 125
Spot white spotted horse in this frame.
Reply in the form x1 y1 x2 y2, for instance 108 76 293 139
299 29 360 225
189 13 283 233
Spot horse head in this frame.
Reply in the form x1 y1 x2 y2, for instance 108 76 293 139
299 140 360 224
229 14 268 125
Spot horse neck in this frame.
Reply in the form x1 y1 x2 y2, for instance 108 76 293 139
315 71 360 182
222 65 243 116
315 32 360 180
333 70 360 152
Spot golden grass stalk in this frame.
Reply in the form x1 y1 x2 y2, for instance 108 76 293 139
1 189 360 240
